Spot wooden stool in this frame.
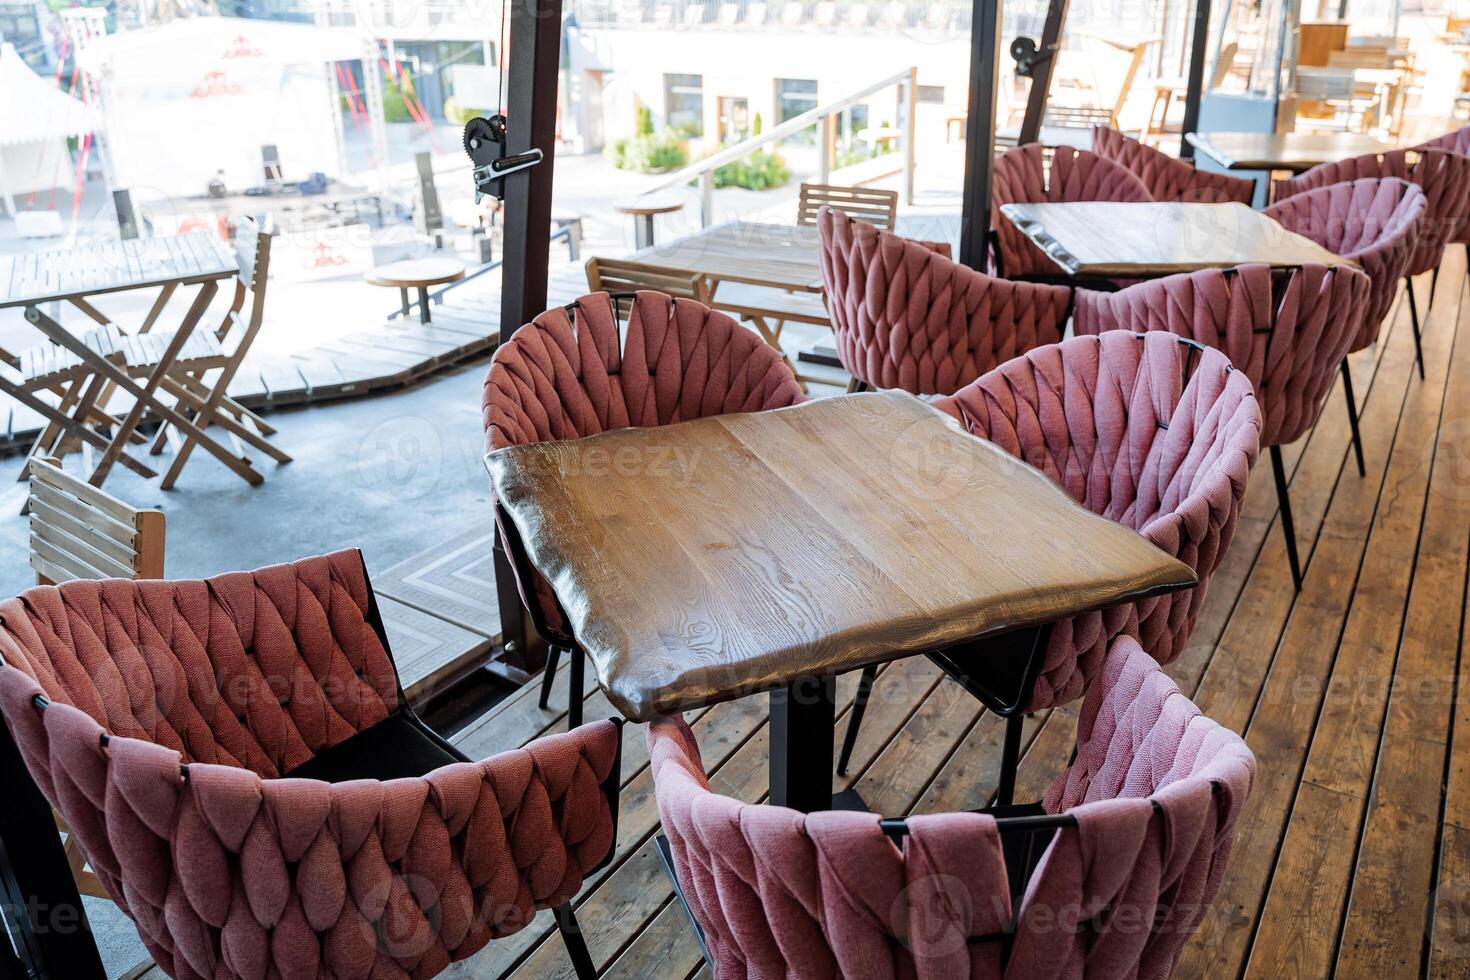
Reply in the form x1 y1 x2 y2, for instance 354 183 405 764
614 195 685 249
367 257 466 322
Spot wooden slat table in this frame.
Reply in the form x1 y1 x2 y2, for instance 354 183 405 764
0 234 245 488
1001 200 1354 278
488 390 1195 812
628 219 824 292
1185 130 1397 173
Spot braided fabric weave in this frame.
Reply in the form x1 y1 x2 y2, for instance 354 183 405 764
817 208 1073 395
1265 177 1425 351
648 634 1255 980
991 144 1153 279
1272 148 1470 276
1091 126 1255 204
483 291 806 636
1074 263 1369 447
1417 125 1470 244
931 331 1260 709
0 556 621 980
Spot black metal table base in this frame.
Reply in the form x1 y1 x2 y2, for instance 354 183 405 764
768 676 836 813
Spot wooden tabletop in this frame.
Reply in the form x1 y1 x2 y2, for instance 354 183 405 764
614 194 687 216
487 390 1196 721
628 220 823 292
1186 130 1397 172
0 234 237 308
365 257 467 289
1001 201 1354 277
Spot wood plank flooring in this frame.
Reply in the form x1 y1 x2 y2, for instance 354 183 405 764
426 252 1470 979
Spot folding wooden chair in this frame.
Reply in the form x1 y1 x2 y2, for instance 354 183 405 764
26 456 165 902
795 182 899 230
140 217 291 488
585 256 712 306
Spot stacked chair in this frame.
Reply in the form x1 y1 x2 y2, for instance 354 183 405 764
1092 125 1257 204
651 633 1256 978
1271 148 1470 379
0 552 623 979
484 291 807 728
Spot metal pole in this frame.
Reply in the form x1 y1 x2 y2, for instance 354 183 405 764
1018 0 1071 145
901 66 917 204
496 0 564 669
1179 0 1212 158
959 0 1003 270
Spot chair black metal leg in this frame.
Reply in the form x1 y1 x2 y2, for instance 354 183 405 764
553 902 597 979
1430 264 1441 314
996 713 1025 808
1340 360 1365 478
539 644 562 709
837 664 878 776
1405 276 1426 380
1270 445 1302 590
568 645 585 729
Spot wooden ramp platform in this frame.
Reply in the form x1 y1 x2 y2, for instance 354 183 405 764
409 254 1469 978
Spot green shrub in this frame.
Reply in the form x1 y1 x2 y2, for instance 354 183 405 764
710 147 791 191
605 131 689 174
635 104 655 137
379 81 412 123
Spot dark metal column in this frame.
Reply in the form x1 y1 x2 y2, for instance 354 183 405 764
1178 0 1213 158
1017 0 1071 145
959 0 1004 270
495 0 564 668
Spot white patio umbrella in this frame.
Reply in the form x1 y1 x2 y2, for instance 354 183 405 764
0 42 97 215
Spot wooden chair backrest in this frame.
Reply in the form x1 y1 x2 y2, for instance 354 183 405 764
28 458 165 584
797 183 899 230
214 216 274 349
585 257 710 303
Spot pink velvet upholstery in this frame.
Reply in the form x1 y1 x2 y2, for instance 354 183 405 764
1091 125 1255 204
1074 263 1369 447
817 207 1073 395
1265 177 1425 351
649 633 1255 980
991 143 1153 279
1417 125 1470 244
931 331 1260 709
483 291 807 635
1272 148 1470 275
0 551 621 979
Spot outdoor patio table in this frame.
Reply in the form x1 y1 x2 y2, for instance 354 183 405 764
628 219 823 292
0 233 246 487
1001 200 1353 278
486 390 1196 812
1186 130 1397 173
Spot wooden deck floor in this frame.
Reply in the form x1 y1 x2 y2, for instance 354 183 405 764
415 246 1470 979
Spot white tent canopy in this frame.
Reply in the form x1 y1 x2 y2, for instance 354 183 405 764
0 42 96 214
77 17 386 196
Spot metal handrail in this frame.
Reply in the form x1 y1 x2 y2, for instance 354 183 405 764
638 65 919 225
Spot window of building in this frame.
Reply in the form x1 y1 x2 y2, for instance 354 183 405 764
664 73 704 137
774 77 818 145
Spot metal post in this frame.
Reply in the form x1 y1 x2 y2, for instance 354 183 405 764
769 676 837 812
818 115 834 185
959 0 1003 270
1178 0 1213 158
1018 0 1071 145
901 66 918 204
495 0 565 669
700 171 715 228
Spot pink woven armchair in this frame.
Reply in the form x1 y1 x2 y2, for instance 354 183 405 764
1092 125 1256 204
0 551 623 980
651 633 1255 980
838 330 1261 780
1265 176 1426 367
991 143 1153 280
1272 148 1470 380
817 207 1073 395
1417 124 1470 252
484 290 806 727
1075 263 1369 587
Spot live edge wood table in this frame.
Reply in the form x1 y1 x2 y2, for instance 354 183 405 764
1185 130 1396 174
1001 200 1354 279
487 391 1195 813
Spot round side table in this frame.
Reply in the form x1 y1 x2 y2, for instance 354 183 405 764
367 257 466 323
614 196 686 249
